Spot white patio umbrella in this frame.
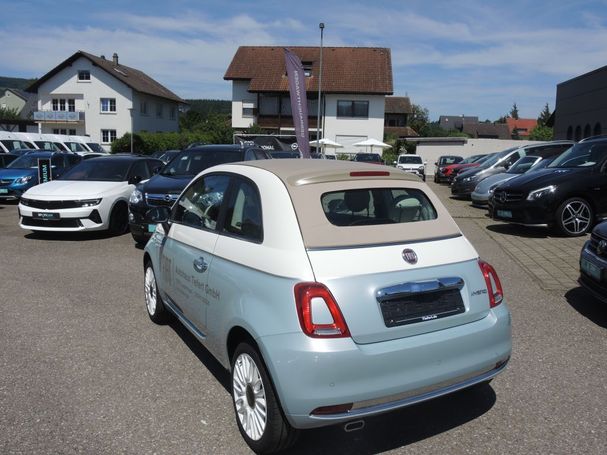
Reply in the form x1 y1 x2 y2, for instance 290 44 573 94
309 138 344 155
352 138 392 152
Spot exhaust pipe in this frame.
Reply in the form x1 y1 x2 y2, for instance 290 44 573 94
344 420 365 432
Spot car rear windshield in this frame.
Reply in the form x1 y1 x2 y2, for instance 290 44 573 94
321 188 437 226
161 149 243 176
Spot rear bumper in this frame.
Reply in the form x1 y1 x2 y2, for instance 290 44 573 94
260 303 512 429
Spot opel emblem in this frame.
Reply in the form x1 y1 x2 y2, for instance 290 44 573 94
598 240 607 256
164 194 172 202
498 192 506 204
402 249 418 264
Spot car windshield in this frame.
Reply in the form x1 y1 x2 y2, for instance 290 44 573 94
64 142 88 152
60 159 130 181
356 154 382 162
321 188 437 226
478 148 518 168
439 156 462 165
7 155 52 168
1 139 28 151
398 155 422 164
160 149 243 176
459 154 486 164
86 143 106 153
506 156 541 174
548 142 607 168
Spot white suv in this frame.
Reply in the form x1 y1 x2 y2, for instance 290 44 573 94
395 154 426 181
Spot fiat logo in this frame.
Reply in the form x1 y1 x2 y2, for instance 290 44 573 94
598 240 607 256
402 249 418 264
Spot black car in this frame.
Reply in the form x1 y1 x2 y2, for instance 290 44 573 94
451 141 573 198
434 155 463 183
579 221 607 302
128 144 272 244
353 153 383 164
490 137 607 236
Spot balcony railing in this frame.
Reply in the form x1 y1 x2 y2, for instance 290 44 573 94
33 111 85 122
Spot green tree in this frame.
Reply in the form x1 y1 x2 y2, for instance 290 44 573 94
537 103 551 127
509 103 519 120
409 104 429 135
245 123 266 134
529 125 553 141
0 107 19 120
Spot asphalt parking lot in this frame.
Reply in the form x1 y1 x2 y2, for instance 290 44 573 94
1 183 606 455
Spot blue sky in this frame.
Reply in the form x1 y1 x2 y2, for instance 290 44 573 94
2 0 607 121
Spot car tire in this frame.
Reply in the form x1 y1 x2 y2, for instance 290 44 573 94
231 343 298 454
108 202 129 235
131 231 148 246
144 261 169 324
555 197 593 236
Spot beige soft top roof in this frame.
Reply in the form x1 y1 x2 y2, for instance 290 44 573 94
234 160 462 249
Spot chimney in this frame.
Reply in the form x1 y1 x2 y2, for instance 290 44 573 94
112 53 119 66
100 55 105 60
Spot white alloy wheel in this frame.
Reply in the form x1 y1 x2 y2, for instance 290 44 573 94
233 352 268 441
143 263 168 324
144 266 157 316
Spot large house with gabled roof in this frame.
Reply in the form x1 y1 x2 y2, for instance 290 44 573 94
224 46 393 155
26 50 185 149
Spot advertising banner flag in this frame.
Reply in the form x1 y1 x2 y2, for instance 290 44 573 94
284 48 310 158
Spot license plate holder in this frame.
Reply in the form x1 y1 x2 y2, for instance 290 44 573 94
147 224 157 233
497 209 512 218
0 188 8 194
33 212 60 220
581 257 602 281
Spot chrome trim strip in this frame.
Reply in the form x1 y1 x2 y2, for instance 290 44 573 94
376 277 464 302
309 360 509 421
163 295 207 341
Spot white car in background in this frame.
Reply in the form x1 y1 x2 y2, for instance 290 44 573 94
394 154 427 181
18 155 163 235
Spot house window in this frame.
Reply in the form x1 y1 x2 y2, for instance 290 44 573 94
53 129 68 135
156 103 163 118
337 100 369 118
259 94 279 115
68 99 75 112
170 107 176 120
594 123 602 136
140 101 148 115
52 98 69 111
566 126 573 140
69 129 76 135
101 129 117 143
100 98 116 113
78 70 91 81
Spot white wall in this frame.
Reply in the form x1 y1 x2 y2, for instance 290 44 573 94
323 94 385 155
132 92 179 133
413 138 540 175
231 81 257 128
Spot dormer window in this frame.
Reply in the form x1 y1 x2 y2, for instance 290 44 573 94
302 61 313 77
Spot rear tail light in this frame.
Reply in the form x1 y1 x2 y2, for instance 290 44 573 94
294 283 350 338
478 259 503 308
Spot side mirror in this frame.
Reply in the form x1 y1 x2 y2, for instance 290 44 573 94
434 162 438 165
424 161 428 165
146 207 171 235
128 175 143 185
152 166 162 175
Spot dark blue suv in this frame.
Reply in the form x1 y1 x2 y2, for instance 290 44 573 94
128 144 271 244
0 151 81 200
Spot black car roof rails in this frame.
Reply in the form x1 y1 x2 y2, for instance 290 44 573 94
579 134 607 143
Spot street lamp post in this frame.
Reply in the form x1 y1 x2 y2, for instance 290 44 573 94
129 108 134 154
316 22 325 146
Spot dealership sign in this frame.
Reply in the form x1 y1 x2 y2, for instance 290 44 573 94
38 158 52 183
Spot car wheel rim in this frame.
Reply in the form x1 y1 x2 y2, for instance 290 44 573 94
233 353 267 441
144 267 157 315
561 201 591 235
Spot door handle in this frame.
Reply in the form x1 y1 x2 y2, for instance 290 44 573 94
193 257 208 273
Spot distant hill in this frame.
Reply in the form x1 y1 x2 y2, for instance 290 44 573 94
0 76 37 90
186 99 231 115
